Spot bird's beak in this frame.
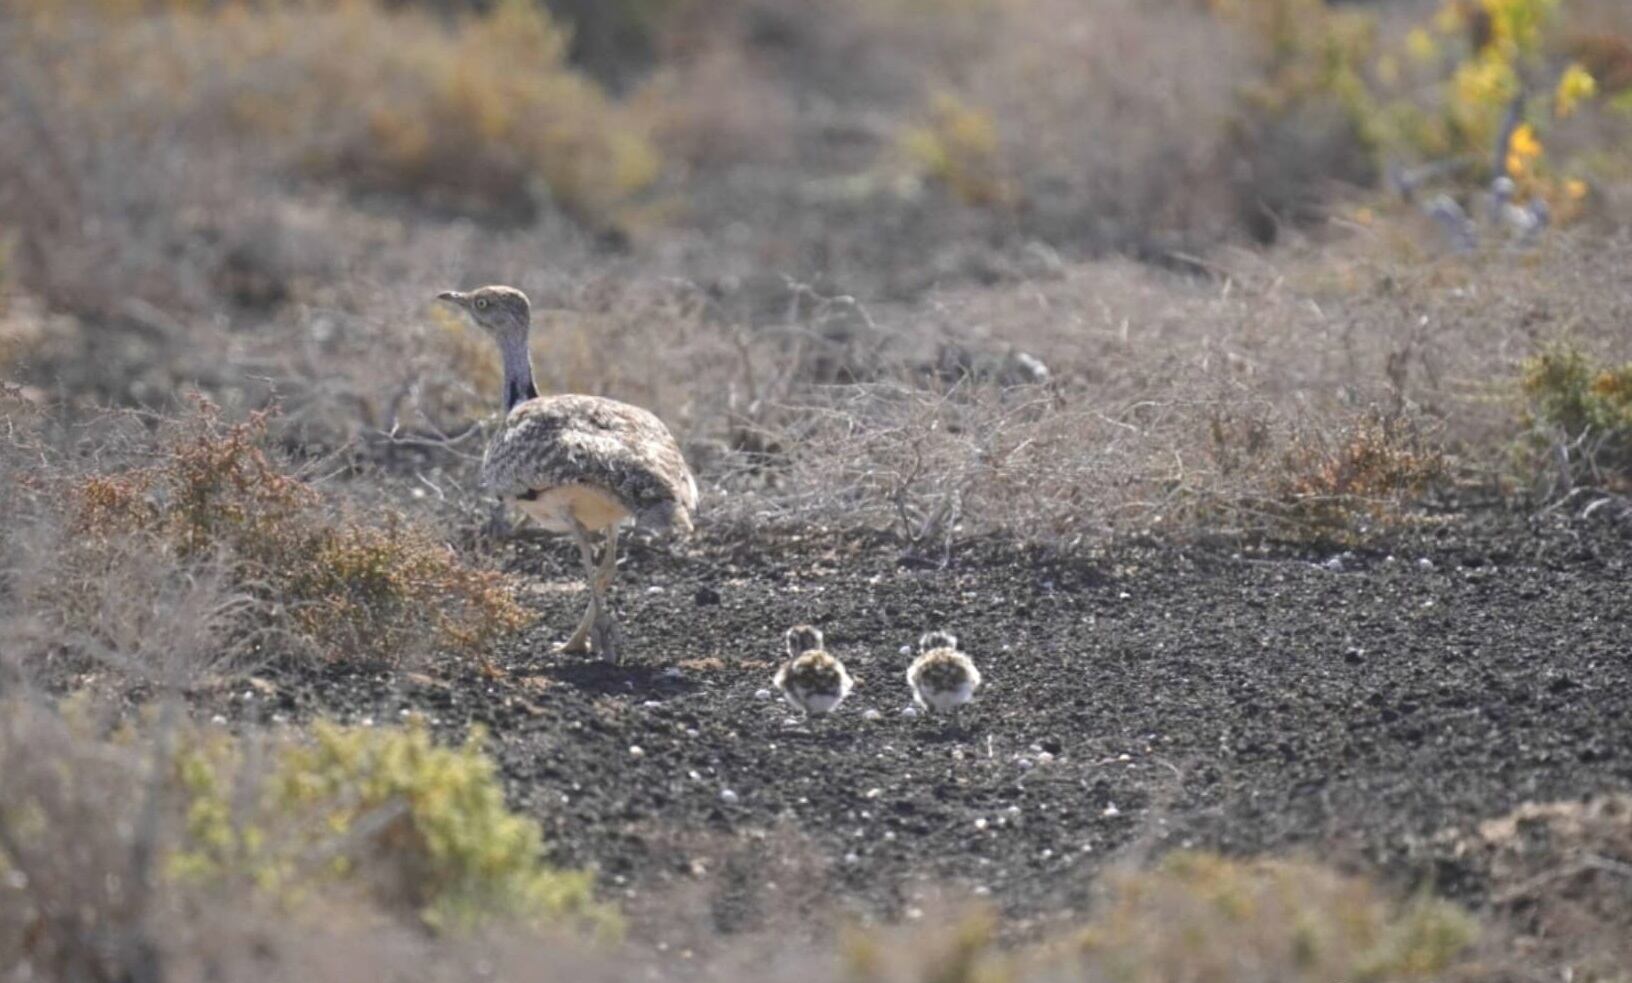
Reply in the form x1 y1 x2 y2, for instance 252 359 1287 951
436 290 465 305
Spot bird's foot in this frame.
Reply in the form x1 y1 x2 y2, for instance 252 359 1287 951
591 614 623 664
557 622 593 655
481 501 514 543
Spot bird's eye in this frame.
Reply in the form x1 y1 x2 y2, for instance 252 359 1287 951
475 298 489 310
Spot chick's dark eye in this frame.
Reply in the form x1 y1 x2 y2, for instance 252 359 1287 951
475 298 488 309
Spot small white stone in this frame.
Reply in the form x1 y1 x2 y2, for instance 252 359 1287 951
360 716 374 727
1418 557 1434 570
906 907 924 921
1007 805 1021 815
973 885 991 896
902 706 920 719
1016 757 1035 770
210 714 227 725
1117 753 1132 762
843 852 859 865
629 745 645 758
974 817 989 831
862 709 882 722
646 585 665 594
1036 752 1055 765
866 788 883 799
719 789 739 805
1103 803 1121 818
642 700 662 709
754 688 772 700
899 644 913 656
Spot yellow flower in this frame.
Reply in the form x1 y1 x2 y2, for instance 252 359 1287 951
1564 178 1588 201
1555 63 1597 118
1506 122 1543 177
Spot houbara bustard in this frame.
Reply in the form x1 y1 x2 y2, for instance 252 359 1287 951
437 285 698 663
906 631 980 714
773 625 854 717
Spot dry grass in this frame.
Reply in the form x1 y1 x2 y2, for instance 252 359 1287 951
1445 796 1632 982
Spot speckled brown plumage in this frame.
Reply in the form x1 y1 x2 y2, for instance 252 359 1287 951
907 632 981 712
482 393 698 534
774 625 853 715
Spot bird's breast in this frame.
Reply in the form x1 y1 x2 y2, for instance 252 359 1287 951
514 483 632 533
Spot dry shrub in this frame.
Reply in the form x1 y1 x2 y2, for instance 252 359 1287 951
78 403 529 666
1442 796 1632 982
919 0 1255 248
3 0 657 227
1066 852 1480 982
2 397 528 677
1274 410 1447 538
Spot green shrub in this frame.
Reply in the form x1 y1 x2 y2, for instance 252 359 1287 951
1520 342 1632 488
170 719 617 935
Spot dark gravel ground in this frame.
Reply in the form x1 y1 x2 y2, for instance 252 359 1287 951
219 505 1632 933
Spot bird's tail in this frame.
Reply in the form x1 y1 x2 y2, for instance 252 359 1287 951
785 625 824 656
918 630 958 654
636 499 694 537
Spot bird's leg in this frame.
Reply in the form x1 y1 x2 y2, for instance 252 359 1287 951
557 519 599 655
481 498 513 543
590 523 622 663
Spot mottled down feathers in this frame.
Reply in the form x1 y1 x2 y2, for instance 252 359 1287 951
482 394 698 533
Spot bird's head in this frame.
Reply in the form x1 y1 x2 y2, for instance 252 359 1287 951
436 285 532 340
785 625 824 657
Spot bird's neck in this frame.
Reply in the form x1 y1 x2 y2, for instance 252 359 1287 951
498 333 539 411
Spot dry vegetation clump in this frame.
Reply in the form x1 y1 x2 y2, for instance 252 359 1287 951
2 0 658 228
826 853 1481 983
1 396 528 680
1518 342 1632 495
1441 796 1632 982
1274 410 1448 538
1062 852 1481 982
0 700 615 983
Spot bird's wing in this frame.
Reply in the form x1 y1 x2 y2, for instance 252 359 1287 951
482 394 697 528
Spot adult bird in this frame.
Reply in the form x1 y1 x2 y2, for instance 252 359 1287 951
437 285 697 663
